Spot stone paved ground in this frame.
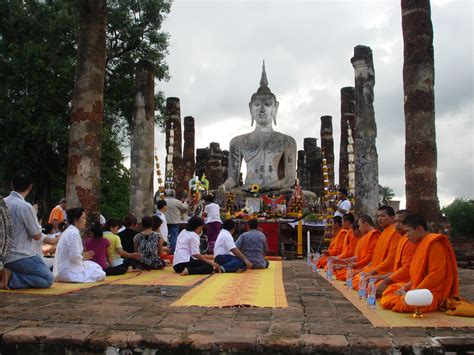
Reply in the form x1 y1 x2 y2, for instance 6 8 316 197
0 260 473 354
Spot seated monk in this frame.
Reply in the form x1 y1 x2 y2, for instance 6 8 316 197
380 213 459 313
330 214 358 266
352 205 402 290
375 209 419 298
334 215 380 281
317 216 347 268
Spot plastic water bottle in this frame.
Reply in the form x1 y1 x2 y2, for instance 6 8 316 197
346 265 353 289
307 253 312 267
313 252 321 273
358 272 366 299
326 258 333 281
367 279 376 310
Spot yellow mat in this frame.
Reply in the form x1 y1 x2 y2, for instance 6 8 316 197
112 266 209 287
0 272 141 295
315 270 474 328
170 261 288 308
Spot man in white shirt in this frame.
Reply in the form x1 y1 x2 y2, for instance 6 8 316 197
214 219 252 272
155 200 169 243
334 188 352 218
2 172 54 289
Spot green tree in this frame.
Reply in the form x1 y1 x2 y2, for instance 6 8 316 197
380 186 395 205
0 0 171 217
442 198 474 238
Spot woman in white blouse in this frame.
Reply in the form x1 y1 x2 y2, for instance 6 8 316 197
53 208 105 283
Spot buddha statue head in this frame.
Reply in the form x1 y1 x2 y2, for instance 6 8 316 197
249 61 279 128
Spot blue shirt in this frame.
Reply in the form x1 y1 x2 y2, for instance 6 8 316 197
235 229 268 268
4 191 42 263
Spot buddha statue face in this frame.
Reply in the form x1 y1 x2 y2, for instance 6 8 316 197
249 94 279 127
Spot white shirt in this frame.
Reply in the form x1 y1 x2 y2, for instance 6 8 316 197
204 203 221 224
155 210 168 242
334 199 351 217
213 229 236 257
173 230 201 266
33 233 58 268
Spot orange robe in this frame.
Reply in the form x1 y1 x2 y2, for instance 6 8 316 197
317 228 348 268
380 233 459 313
353 224 401 290
389 235 419 284
334 229 380 281
335 230 358 260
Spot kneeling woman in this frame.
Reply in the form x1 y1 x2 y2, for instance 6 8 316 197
54 208 106 283
173 216 221 275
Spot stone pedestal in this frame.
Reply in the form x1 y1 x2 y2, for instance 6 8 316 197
351 45 379 220
129 60 155 220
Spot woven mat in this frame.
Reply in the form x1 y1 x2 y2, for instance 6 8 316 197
112 266 209 287
315 270 474 327
171 261 288 308
0 271 140 295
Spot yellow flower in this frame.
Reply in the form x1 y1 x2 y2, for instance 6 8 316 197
250 184 260 193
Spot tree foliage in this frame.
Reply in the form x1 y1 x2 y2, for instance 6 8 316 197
0 0 171 218
442 198 474 238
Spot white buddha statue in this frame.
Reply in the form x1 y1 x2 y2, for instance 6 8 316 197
221 62 297 195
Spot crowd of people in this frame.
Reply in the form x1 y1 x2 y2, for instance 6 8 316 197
318 203 460 314
0 171 270 290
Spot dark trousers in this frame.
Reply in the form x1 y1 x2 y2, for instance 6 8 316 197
173 257 213 275
105 258 132 276
214 254 246 272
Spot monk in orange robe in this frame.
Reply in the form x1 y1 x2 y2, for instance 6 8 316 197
374 210 419 298
380 213 459 313
331 214 359 264
317 216 347 268
333 215 380 281
352 205 402 291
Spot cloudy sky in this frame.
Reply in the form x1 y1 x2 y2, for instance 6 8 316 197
153 0 473 207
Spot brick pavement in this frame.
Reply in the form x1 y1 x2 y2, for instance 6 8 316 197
0 260 473 354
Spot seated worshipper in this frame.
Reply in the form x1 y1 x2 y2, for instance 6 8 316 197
2 171 54 289
317 216 347 268
155 200 169 244
104 219 140 271
173 216 221 275
117 214 138 254
334 215 380 281
352 205 402 291
214 219 253 273
48 197 67 232
33 224 61 269
151 215 173 264
203 194 222 254
54 208 105 283
85 223 110 271
380 213 459 313
235 219 269 269
133 216 165 270
40 223 61 256
330 217 361 268
374 209 418 298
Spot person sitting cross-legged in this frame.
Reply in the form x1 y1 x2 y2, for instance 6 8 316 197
235 219 269 269
133 216 165 270
214 219 253 273
173 216 221 275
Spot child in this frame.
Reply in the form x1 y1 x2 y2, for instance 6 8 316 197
85 223 111 271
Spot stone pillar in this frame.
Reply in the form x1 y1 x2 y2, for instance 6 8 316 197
303 138 323 196
402 0 440 224
320 116 335 186
195 143 229 190
129 60 155 219
339 87 356 190
165 97 183 198
182 116 195 196
351 45 379 220
297 150 305 184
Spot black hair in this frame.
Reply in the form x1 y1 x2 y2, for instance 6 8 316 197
186 216 204 232
342 213 355 224
43 223 54 234
11 171 32 192
156 200 167 210
332 216 343 226
403 213 428 231
66 208 85 225
396 209 412 218
359 214 374 227
142 216 153 229
122 214 137 228
248 219 258 229
378 205 395 217
151 215 163 231
104 218 121 231
90 223 104 239
58 222 67 232
222 219 236 232
204 194 215 203
338 187 348 196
